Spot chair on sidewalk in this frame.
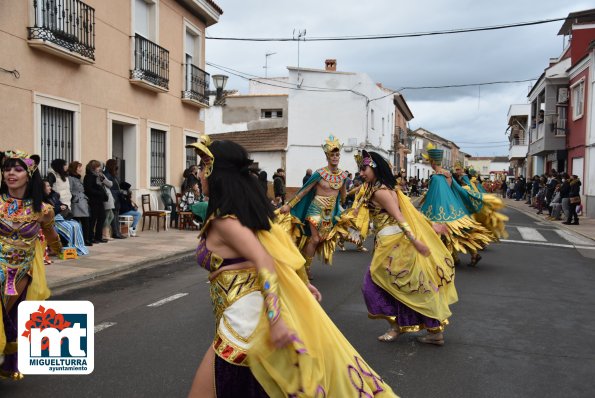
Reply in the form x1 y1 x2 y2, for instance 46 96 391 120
176 193 198 230
160 184 178 229
141 194 167 232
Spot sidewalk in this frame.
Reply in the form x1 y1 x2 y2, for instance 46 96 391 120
504 198 595 242
46 228 199 294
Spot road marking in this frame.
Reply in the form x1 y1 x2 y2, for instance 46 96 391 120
147 293 189 307
555 230 595 246
500 239 595 250
94 322 116 333
516 227 547 242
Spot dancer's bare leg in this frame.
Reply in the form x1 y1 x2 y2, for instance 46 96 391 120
188 347 215 398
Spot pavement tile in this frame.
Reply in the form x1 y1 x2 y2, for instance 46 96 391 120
504 198 595 242
46 230 198 291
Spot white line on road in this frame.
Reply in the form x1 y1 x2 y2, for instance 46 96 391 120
94 322 117 333
516 227 547 242
147 293 189 307
500 239 595 250
555 230 595 246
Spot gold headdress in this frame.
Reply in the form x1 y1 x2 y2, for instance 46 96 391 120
322 135 343 155
3 150 38 176
185 135 214 177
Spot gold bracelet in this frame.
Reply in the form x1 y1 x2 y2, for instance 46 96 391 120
258 269 281 324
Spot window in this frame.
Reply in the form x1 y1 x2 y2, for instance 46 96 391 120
40 105 74 177
261 109 283 119
150 129 166 186
185 136 198 168
571 80 584 120
135 0 156 40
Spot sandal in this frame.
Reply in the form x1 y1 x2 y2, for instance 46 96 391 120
416 334 444 346
0 369 24 380
469 254 482 267
377 329 399 342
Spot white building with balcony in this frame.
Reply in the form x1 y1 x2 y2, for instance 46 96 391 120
507 104 530 178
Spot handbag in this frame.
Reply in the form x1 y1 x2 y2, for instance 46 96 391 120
569 196 581 204
60 208 74 220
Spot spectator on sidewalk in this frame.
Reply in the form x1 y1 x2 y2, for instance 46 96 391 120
84 160 108 244
545 170 559 217
104 159 126 239
559 173 570 222
42 180 88 256
47 158 72 209
258 170 269 197
564 175 581 225
119 182 141 236
100 167 117 240
535 177 546 215
548 185 563 221
68 161 92 246
302 168 313 185
273 168 286 205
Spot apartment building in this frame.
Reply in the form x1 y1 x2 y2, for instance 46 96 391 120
0 0 222 199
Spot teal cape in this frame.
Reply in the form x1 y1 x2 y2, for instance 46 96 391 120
450 178 484 214
421 174 471 222
290 171 342 237
461 175 472 187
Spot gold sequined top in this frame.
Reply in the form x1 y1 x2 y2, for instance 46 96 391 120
364 184 399 233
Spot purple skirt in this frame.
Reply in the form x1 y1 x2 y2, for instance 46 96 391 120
362 269 444 333
215 355 269 398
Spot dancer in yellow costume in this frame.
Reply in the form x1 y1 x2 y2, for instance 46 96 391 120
420 145 493 267
0 150 61 380
279 135 350 276
452 163 508 241
187 137 398 398
356 150 457 345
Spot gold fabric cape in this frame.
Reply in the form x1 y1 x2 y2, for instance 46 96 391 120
369 190 458 321
248 223 398 398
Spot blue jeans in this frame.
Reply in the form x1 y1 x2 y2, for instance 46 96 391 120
120 210 141 228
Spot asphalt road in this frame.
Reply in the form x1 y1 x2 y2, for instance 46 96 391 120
2 207 595 398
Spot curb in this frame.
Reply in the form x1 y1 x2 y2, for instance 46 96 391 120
48 249 196 296
505 203 595 243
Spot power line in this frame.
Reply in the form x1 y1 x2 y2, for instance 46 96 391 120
207 61 537 96
206 15 584 42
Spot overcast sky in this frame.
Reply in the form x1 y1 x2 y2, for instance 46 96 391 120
205 1 592 156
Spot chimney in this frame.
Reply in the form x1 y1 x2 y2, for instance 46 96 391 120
325 59 337 71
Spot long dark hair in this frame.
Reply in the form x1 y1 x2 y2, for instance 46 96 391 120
367 151 396 189
50 158 68 181
205 141 274 230
1 158 44 212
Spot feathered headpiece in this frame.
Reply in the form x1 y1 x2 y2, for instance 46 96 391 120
185 135 214 177
322 135 343 155
3 150 38 176
421 142 444 164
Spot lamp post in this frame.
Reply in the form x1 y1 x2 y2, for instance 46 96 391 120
211 74 228 101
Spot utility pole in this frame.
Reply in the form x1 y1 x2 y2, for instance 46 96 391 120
263 52 276 78
293 29 306 87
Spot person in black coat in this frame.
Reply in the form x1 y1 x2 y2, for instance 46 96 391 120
84 160 108 243
104 159 126 239
563 175 582 225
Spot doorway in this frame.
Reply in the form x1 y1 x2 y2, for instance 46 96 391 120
111 121 137 188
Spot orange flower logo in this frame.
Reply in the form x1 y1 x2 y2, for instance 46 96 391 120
21 305 72 350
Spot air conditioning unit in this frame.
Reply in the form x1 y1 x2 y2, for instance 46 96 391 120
557 88 569 104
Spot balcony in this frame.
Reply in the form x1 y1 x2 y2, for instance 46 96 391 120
181 64 210 107
27 0 95 64
130 34 169 92
509 137 528 160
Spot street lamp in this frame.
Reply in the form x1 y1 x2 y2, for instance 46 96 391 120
211 74 228 101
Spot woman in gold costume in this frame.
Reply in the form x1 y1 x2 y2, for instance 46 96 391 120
357 151 457 346
187 137 397 398
0 151 61 380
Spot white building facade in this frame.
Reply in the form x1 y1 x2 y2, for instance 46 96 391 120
283 64 394 187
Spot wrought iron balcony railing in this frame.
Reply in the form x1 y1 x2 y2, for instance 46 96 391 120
182 64 210 105
28 0 95 60
130 34 169 90
509 136 527 148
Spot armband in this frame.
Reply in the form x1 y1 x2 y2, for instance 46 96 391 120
258 269 281 324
